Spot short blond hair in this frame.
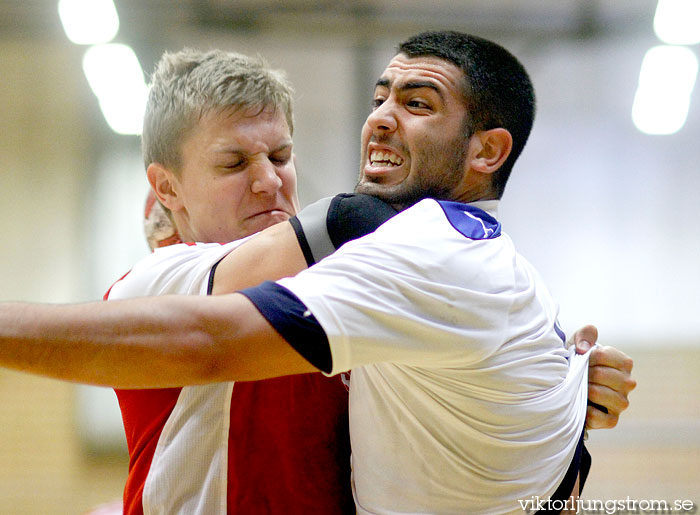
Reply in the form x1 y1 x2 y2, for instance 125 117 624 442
142 48 294 172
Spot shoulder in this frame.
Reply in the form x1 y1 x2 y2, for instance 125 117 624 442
107 241 243 299
291 194 399 265
361 199 502 243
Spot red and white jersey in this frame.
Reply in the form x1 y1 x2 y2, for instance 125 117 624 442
106 241 353 515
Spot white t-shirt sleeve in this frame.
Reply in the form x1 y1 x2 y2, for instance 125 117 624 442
107 240 245 299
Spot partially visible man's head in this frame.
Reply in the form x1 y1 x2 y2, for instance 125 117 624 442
398 31 535 197
143 49 299 244
356 31 535 206
143 49 294 172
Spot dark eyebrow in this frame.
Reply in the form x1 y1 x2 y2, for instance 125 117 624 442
403 81 443 101
375 78 390 88
374 78 443 101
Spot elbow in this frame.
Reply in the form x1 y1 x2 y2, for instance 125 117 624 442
174 325 231 384
154 299 233 385
176 298 255 384
157 293 269 385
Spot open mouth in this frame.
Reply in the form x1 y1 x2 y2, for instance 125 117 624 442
370 150 404 167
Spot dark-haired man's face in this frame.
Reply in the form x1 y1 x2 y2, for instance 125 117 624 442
355 54 471 209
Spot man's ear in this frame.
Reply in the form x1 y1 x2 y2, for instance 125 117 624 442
467 128 513 175
146 163 184 212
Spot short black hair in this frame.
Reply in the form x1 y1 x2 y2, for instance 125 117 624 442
398 31 536 198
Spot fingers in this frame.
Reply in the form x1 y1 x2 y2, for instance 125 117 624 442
572 325 598 355
569 327 638 429
587 380 629 419
585 345 637 430
589 345 635 375
589 353 637 396
585 404 619 429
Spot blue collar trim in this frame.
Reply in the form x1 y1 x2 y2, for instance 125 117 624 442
437 201 502 240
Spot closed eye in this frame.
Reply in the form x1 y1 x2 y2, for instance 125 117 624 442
223 160 244 170
270 149 292 165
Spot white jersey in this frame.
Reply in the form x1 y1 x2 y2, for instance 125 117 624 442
107 240 242 515
278 199 590 514
108 240 242 298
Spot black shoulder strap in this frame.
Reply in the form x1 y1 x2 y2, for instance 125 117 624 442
289 194 399 266
289 196 335 266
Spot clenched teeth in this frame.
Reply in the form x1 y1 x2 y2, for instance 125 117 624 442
370 150 404 166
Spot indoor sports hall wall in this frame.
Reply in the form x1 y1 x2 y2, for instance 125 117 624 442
0 2 698 512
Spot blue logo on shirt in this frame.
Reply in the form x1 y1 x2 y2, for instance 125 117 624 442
438 201 501 240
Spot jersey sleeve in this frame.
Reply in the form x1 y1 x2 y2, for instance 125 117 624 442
289 194 399 266
106 240 245 300
239 281 332 373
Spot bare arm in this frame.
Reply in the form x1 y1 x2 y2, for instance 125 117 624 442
0 216 324 388
0 207 639 403
211 220 308 294
0 293 315 388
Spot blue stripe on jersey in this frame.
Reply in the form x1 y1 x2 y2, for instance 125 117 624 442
239 281 332 373
554 319 567 345
437 201 502 240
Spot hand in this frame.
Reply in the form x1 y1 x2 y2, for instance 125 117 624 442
573 325 637 429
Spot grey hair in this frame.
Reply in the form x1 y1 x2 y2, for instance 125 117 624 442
142 48 295 171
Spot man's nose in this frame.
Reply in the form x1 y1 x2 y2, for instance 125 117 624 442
250 158 282 194
366 100 398 133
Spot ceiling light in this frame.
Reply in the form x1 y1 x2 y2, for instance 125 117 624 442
58 0 119 45
82 44 148 135
654 0 700 45
632 45 698 135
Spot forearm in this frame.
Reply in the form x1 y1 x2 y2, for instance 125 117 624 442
211 220 308 294
0 297 215 387
0 294 314 388
0 194 398 387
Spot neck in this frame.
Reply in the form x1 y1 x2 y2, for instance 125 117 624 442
450 181 498 204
